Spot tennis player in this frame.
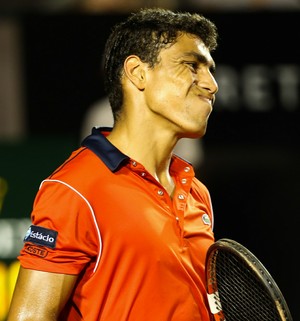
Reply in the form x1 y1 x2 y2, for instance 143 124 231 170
8 8 218 321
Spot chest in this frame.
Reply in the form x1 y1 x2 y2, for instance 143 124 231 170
89 172 213 261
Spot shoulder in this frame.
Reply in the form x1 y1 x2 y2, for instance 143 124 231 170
49 147 108 183
51 146 105 176
32 147 110 201
191 177 211 202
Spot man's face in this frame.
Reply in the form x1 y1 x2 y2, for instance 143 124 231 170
144 33 218 139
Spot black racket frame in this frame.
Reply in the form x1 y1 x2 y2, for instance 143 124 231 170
205 238 293 321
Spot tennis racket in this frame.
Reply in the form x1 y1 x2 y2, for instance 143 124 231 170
205 238 293 321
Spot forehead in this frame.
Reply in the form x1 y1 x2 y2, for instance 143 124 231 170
159 33 214 63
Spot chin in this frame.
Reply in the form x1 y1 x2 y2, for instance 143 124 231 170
184 128 206 139
178 121 208 139
193 123 208 138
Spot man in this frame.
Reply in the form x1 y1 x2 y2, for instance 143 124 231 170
8 8 218 320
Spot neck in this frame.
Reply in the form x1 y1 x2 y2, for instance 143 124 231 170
107 122 177 196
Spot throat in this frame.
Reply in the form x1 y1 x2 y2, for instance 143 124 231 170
167 181 176 198
157 175 175 198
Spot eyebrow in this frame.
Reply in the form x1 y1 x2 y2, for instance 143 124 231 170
183 51 216 72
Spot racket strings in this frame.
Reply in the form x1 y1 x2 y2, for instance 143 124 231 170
214 251 284 321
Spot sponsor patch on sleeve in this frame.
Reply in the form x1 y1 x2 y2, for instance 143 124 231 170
24 245 48 258
24 225 58 249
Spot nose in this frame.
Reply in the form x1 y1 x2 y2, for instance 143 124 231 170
204 70 218 94
209 73 218 94
196 68 218 95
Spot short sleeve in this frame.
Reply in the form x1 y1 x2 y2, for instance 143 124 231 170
19 180 100 275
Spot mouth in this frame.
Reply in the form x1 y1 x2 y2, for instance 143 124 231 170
198 94 214 107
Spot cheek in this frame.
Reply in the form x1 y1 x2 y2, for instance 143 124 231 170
176 64 196 79
145 68 192 107
163 75 192 100
159 83 184 104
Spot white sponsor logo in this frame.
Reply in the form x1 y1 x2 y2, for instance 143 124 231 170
27 230 55 243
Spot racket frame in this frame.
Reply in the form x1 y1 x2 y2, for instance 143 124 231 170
205 238 293 321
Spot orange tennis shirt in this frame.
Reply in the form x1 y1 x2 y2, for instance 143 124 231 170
19 128 215 321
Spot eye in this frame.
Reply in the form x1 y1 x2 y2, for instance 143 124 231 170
185 61 198 72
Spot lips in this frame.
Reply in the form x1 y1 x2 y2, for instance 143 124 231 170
198 94 214 106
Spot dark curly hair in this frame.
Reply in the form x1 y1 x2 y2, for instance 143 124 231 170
104 8 218 122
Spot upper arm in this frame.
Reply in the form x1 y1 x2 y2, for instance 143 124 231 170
7 266 77 321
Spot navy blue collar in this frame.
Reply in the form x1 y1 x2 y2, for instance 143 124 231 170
81 127 129 172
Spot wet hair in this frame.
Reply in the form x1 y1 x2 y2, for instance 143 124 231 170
103 7 218 121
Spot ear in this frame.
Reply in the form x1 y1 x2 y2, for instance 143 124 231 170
123 55 146 90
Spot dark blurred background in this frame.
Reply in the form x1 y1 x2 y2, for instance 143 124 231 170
0 0 299 320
